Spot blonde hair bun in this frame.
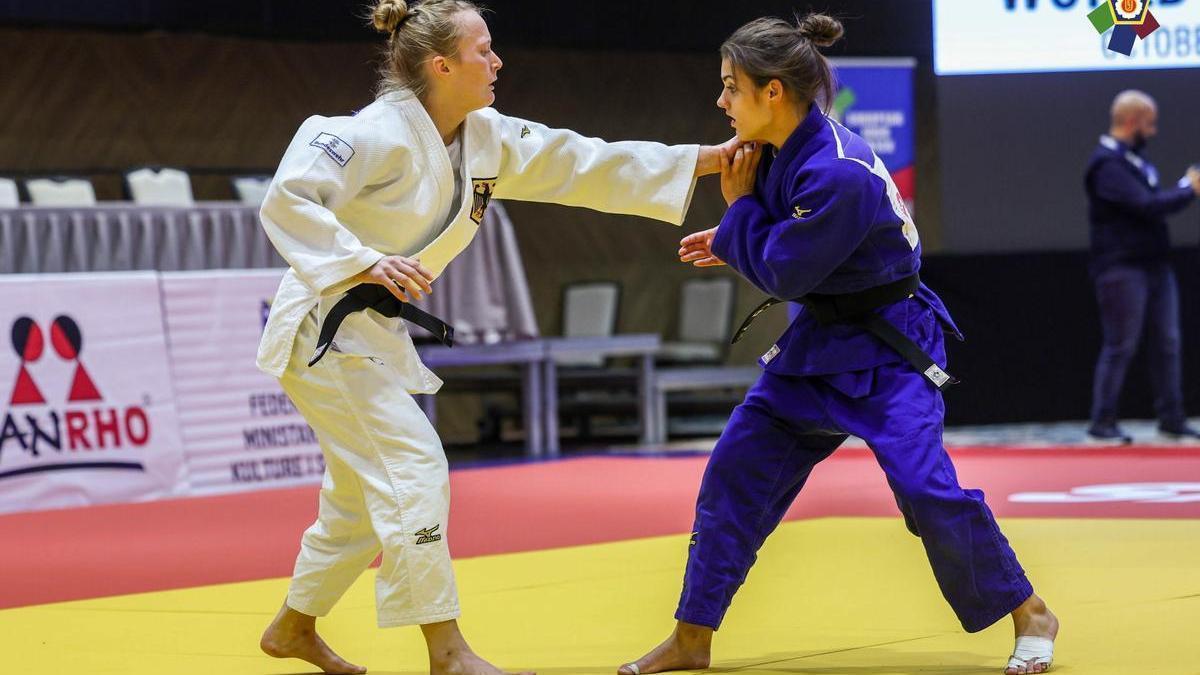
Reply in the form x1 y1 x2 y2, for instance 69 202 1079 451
372 0 410 34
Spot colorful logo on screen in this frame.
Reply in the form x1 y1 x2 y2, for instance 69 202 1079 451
1089 0 1161 55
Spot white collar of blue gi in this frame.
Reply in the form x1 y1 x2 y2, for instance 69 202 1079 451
1100 135 1157 188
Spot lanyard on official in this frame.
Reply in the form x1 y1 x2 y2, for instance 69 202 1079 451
1100 135 1159 188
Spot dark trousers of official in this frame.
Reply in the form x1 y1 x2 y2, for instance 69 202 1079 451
1090 261 1186 429
675 354 1033 634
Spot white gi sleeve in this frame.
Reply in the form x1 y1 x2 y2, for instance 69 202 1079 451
490 112 700 226
260 117 387 296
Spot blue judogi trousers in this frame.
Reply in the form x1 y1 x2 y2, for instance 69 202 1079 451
676 356 1033 633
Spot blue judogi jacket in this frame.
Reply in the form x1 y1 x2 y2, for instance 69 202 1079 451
1085 135 1196 275
711 105 960 378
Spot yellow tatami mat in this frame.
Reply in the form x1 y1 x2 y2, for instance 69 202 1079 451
4 517 1197 674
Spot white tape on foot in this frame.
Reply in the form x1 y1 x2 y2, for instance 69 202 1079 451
1006 635 1054 672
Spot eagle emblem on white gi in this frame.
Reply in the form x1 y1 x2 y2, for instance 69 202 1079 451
520 125 531 138
471 177 498 224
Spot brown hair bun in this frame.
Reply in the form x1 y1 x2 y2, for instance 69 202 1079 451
797 13 844 49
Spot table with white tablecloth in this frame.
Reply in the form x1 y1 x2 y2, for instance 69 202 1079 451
0 202 282 273
0 200 539 343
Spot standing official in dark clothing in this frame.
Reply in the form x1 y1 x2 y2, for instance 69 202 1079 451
1085 90 1200 443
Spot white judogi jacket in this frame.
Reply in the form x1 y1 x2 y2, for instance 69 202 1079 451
256 89 700 390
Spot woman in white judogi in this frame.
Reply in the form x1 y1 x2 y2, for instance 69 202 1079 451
256 1 728 674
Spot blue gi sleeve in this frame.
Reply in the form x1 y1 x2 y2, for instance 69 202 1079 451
1091 158 1196 220
710 162 880 299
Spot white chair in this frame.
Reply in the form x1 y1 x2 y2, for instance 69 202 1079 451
125 167 194 206
0 178 18 207
659 277 736 364
232 175 272 206
24 177 97 206
557 281 620 367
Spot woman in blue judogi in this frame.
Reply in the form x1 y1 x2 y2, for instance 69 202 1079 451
620 14 1058 675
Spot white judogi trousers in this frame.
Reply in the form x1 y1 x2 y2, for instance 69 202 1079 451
278 311 459 628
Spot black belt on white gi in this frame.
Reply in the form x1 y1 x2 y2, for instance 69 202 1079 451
308 283 455 367
730 273 958 390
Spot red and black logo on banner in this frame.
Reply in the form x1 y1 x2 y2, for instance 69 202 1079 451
10 315 102 406
2 315 150 480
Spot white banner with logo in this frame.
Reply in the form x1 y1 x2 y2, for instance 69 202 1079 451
934 0 1200 75
160 270 325 495
0 273 188 514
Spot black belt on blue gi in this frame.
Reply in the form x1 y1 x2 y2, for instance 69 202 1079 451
730 273 958 391
307 283 455 367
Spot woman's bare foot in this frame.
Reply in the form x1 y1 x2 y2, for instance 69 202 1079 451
260 602 367 674
618 622 713 675
422 619 534 675
1005 594 1059 674
430 649 534 675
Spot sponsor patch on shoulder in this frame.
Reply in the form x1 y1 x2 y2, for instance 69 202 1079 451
310 132 355 167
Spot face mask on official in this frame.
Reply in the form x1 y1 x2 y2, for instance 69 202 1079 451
1130 109 1157 153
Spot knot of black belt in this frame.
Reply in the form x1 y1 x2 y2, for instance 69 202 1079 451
730 273 959 391
308 283 455 367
